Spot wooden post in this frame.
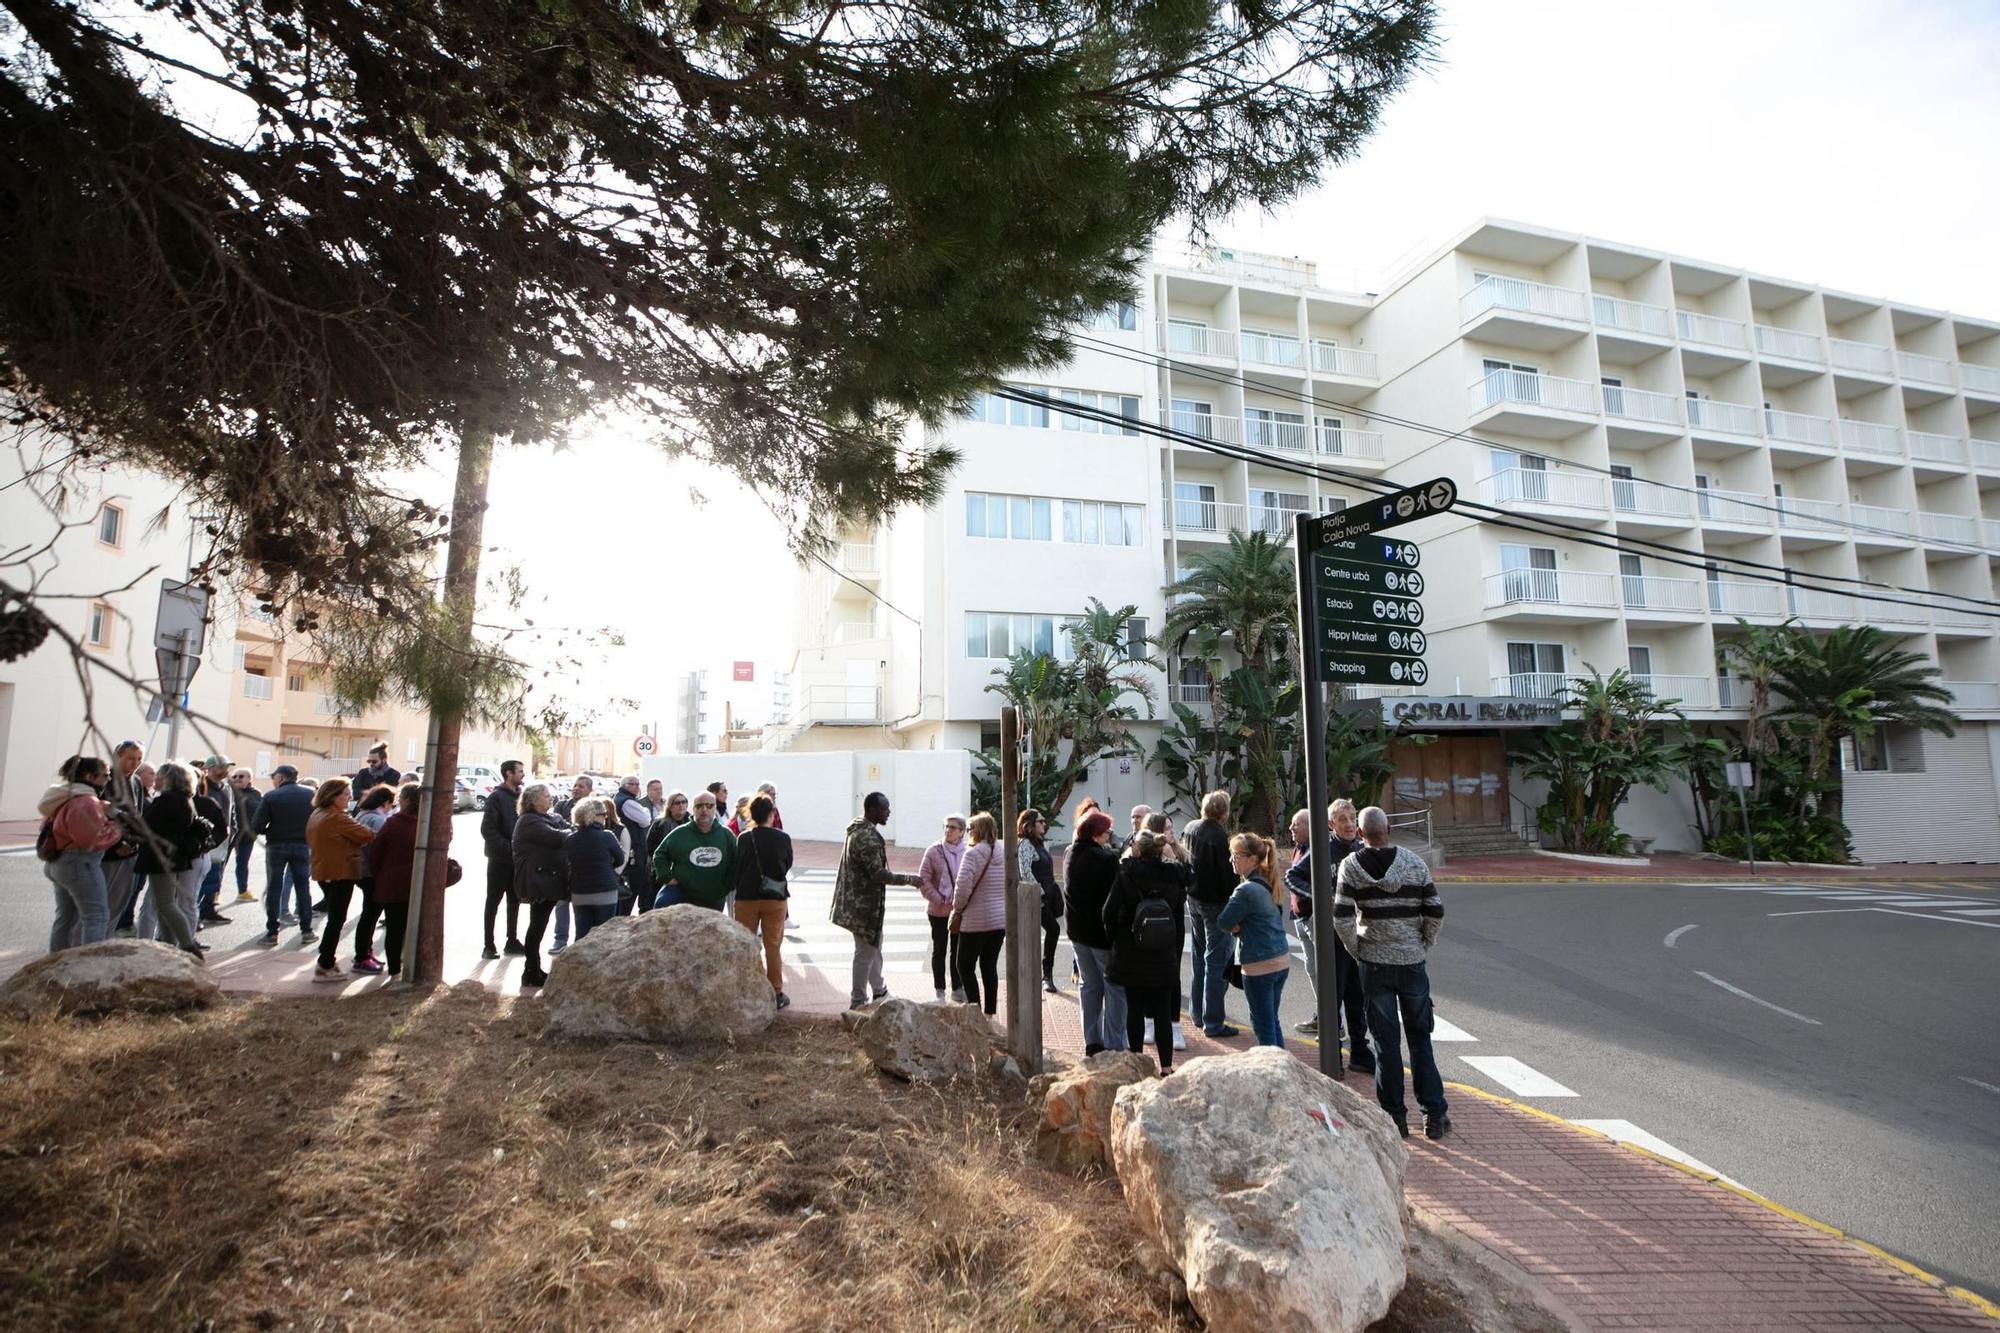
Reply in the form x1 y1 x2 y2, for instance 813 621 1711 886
1001 705 1041 1072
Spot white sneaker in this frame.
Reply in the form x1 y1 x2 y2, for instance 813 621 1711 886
1172 1023 1187 1051
935 989 947 1003
312 964 343 983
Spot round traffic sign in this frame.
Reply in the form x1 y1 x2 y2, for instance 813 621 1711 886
633 734 657 758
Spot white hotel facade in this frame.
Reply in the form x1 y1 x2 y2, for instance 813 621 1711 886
781 219 2000 863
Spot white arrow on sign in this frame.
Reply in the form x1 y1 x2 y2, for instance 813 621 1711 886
1428 480 1456 510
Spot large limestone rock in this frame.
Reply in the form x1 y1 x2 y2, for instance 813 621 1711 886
853 998 992 1082
0 940 221 1017
542 904 774 1042
1111 1046 1408 1333
1036 1050 1158 1174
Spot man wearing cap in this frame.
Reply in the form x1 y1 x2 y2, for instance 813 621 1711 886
352 743 402 796
195 754 237 925
251 764 317 945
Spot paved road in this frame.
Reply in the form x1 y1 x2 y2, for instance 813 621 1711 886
7 830 1996 1298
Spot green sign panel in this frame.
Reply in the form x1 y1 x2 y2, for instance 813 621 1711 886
1313 554 1425 597
1319 587 1424 628
1316 536 1421 570
1320 654 1430 687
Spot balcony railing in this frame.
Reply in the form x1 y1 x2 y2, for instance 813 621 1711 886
1479 467 1608 511
1601 383 1685 427
1962 364 2000 397
1973 439 2000 473
1631 674 1712 707
1848 503 1914 539
1917 511 1981 547
834 620 883 643
1163 498 1246 536
1168 410 1240 444
1932 606 1989 630
242 675 273 701
1493 672 1569 700
1684 397 1761 436
1611 478 1694 521
837 541 880 574
1676 310 1749 349
1899 350 1956 386
1250 505 1307 536
1244 415 1312 452
1309 340 1378 379
1619 574 1705 612
1754 324 1824 362
1827 338 1895 376
1716 676 1753 709
1592 293 1672 338
1161 322 1235 358
314 694 347 717
1945 680 2000 710
1787 588 1857 620
1988 519 2000 552
1484 568 1618 609
1870 600 1929 626
1775 495 1847 534
1836 419 1904 458
1461 274 1589 324
1239 328 1305 368
1169 682 1213 706
1708 579 1786 617
1696 487 1775 528
1763 408 1834 447
1908 431 1969 466
1470 368 1601 415
1314 426 1386 460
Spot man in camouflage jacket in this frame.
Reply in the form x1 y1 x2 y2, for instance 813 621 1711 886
830 791 919 1008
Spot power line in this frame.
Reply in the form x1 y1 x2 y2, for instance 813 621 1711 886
1066 330 2000 585
988 384 2000 626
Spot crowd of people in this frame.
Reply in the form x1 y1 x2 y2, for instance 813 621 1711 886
38 747 1446 1136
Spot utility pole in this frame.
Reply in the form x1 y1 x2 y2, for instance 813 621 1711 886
1001 705 1041 1073
1293 512 1342 1079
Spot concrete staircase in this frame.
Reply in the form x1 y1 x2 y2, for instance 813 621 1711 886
1434 822 1534 858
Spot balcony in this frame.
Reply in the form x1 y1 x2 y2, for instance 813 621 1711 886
1899 350 1956 388
1250 505 1307 537
1828 337 1896 378
1989 519 2000 552
1836 419 1905 461
1310 340 1378 379
1314 426 1386 461
1763 408 1835 452
1962 363 2000 399
1753 324 1824 363
1775 495 1848 542
1168 410 1241 445
834 619 884 643
1908 431 1969 470
1479 467 1609 514
1708 579 1787 619
1683 396 1762 442
1945 680 2000 711
1973 439 2000 473
1932 607 1992 636
1239 328 1305 370
1169 682 1213 707
1696 487 1776 531
313 694 347 717
1163 498 1246 539
1591 293 1672 340
1869 598 1929 627
1190 245 1316 287
1619 574 1706 618
1786 587 1857 621
1631 673 1712 708
242 674 274 701
1848 503 1915 548
1468 368 1601 438
1715 676 1753 709
1483 568 1619 614
1610 477 1695 530
1600 383 1685 435
837 541 881 575
1676 310 1750 352
1460 275 1591 346
1161 322 1235 359
1917 511 1981 549
1493 672 1569 701
1243 415 1312 453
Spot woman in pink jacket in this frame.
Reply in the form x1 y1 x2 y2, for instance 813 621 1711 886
917 813 967 1001
951 812 1009 1016
38 755 122 951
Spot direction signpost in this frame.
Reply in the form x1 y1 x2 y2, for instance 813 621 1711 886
1293 478 1457 1078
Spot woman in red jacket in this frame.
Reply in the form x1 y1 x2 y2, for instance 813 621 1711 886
39 755 122 951
361 784 422 978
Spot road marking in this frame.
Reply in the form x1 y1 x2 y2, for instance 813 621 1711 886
1961 1077 2000 1097
1663 923 1698 948
1944 908 2000 918
1570 1119 1738 1184
1694 971 1821 1025
1431 1015 1478 1042
1459 1055 1578 1098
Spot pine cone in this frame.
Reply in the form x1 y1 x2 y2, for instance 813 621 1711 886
0 594 53 662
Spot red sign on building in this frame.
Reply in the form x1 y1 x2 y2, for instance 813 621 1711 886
732 661 754 682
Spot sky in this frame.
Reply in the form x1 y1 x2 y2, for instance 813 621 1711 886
476 0 2000 725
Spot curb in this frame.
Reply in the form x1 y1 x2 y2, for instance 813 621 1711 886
1441 1080 2000 1324
1439 873 2000 886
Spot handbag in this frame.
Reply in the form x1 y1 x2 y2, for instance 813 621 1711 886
34 815 63 863
749 829 788 900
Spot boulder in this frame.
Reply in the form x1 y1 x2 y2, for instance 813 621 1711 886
0 940 221 1018
1035 1050 1159 1174
541 904 774 1042
853 998 992 1082
1110 1046 1408 1333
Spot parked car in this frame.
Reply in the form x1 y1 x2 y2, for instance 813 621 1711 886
452 778 477 812
458 764 503 811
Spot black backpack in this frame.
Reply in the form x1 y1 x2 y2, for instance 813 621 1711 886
34 815 63 862
1130 892 1177 954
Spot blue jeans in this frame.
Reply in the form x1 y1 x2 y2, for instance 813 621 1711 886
232 838 256 893
265 840 313 932
1075 944 1127 1053
1188 899 1234 1033
1244 968 1288 1047
573 903 616 938
552 900 572 949
1358 958 1448 1123
199 854 226 917
46 848 110 951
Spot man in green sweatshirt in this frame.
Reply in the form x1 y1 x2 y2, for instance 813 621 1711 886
650 789 737 909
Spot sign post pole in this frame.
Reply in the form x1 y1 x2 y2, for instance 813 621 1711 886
1726 760 1756 876
1000 705 1040 1073
1295 511 1341 1080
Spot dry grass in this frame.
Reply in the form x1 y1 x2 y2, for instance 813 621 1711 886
0 987 1560 1332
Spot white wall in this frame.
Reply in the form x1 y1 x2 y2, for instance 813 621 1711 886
1844 724 2000 863
640 747 972 847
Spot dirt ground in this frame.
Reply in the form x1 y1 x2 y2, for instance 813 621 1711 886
0 986 1566 1331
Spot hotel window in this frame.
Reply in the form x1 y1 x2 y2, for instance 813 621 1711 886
287 672 306 693
1051 388 1141 435
1085 302 1138 332
965 612 1068 661
968 383 1137 434
965 492 1053 542
97 503 124 548
86 601 113 648
1061 500 1144 547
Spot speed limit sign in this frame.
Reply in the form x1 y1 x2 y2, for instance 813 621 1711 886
632 734 657 758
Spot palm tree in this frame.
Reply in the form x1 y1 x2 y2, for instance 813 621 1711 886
1159 530 1298 835
1765 625 1957 825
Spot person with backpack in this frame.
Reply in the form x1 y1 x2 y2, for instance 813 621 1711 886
39 755 122 952
734 794 794 1010
1217 832 1290 1048
1063 809 1124 1055
132 762 214 961
1103 829 1188 1073
1183 789 1240 1039
1017 809 1062 994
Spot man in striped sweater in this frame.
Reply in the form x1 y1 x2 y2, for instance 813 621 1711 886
1332 806 1451 1141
